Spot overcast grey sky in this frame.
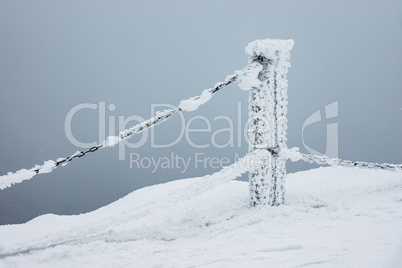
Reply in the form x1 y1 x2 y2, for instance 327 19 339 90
1 0 401 224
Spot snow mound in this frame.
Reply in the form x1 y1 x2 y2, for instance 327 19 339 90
0 167 401 267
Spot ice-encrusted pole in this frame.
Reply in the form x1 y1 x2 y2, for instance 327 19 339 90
243 39 294 206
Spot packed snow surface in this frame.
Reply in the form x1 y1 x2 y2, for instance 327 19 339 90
0 167 401 267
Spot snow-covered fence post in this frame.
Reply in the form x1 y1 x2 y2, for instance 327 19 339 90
246 39 294 206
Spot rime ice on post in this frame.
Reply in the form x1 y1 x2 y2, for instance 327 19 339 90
244 39 294 206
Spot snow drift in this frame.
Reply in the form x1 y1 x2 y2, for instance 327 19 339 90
0 167 401 267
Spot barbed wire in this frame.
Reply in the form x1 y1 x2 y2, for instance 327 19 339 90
14 74 238 180
299 153 402 172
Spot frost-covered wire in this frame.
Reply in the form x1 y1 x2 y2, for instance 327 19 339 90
299 153 402 172
0 73 239 190
281 147 402 172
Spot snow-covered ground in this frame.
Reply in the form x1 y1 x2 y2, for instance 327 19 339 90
0 167 401 267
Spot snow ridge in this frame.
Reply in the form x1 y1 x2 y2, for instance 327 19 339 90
1 166 401 267
0 150 269 258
